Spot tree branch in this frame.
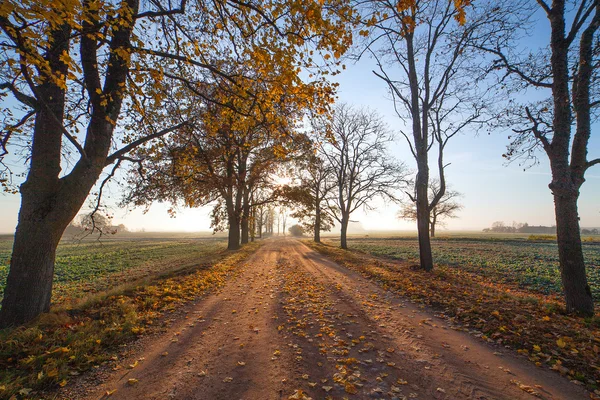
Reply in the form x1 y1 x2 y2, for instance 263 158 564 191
586 158 600 170
105 120 189 166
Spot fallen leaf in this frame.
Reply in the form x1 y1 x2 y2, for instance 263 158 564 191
127 379 138 386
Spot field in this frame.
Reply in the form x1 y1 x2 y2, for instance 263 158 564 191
0 233 228 307
321 233 600 300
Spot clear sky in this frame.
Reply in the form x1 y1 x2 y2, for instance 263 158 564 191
1 12 599 234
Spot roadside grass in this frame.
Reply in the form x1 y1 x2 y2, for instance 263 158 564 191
332 236 600 300
0 240 261 399
0 235 228 306
305 240 600 390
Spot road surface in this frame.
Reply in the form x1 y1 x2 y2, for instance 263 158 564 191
80 238 587 400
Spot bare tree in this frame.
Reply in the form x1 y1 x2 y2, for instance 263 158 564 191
320 104 410 249
476 0 600 316
399 179 463 237
356 0 503 271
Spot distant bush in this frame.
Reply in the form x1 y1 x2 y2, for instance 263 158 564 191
288 224 304 237
528 234 556 241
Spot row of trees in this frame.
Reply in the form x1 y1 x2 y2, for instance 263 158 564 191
484 222 557 234
349 0 600 316
291 0 600 316
0 0 355 327
0 0 598 327
483 222 599 235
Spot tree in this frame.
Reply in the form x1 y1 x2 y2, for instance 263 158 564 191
289 224 304 237
125 83 306 250
320 104 410 249
0 0 355 327
399 180 463 237
279 206 289 236
477 0 600 315
356 0 503 271
284 155 336 243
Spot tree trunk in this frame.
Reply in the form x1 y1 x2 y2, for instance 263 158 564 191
553 190 594 315
430 213 436 238
241 215 249 244
340 215 349 249
314 203 321 243
0 24 73 328
228 216 241 250
0 214 65 327
415 170 434 271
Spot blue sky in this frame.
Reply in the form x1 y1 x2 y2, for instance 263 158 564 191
1 9 599 234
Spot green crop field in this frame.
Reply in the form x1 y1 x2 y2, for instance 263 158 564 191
0 233 228 307
322 234 600 300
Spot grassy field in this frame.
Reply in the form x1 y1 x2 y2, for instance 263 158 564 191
0 233 228 307
321 233 600 300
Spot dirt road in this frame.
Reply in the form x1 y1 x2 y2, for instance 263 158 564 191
83 239 588 400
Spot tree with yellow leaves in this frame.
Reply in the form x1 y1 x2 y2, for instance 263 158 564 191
0 0 354 327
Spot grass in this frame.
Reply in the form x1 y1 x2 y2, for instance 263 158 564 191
0 234 260 399
323 235 600 300
0 233 228 306
306 237 600 390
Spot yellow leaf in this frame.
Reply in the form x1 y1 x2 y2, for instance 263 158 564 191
59 379 68 387
556 338 566 348
105 389 117 396
127 378 138 386
533 345 541 352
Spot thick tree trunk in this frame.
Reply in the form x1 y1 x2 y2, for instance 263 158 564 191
314 203 321 243
0 215 65 327
228 217 241 250
0 24 72 328
241 190 249 244
340 216 349 249
553 191 594 315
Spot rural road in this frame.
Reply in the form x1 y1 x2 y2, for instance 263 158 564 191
83 238 588 400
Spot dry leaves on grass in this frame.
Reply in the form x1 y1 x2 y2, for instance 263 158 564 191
306 241 600 390
0 243 263 399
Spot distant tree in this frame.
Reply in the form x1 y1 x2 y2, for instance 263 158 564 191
279 207 289 237
478 0 600 315
319 104 410 249
289 224 304 237
284 155 336 243
77 213 113 235
399 180 463 237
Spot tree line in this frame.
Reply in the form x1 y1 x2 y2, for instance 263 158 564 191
0 0 599 328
